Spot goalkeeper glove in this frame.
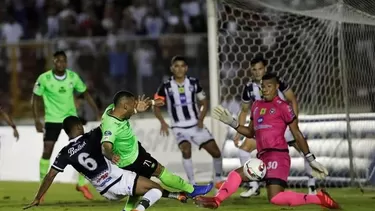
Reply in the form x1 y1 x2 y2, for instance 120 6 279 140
212 105 239 129
305 153 329 179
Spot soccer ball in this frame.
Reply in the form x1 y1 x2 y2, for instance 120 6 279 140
243 158 267 181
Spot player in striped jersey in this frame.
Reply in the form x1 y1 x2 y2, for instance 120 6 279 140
235 56 316 197
154 56 223 187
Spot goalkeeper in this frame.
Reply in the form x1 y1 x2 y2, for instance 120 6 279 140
101 91 213 211
195 73 340 210
234 55 316 197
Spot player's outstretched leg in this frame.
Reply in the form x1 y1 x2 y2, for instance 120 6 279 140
128 175 187 211
153 164 213 198
76 174 93 200
238 138 260 198
194 168 244 209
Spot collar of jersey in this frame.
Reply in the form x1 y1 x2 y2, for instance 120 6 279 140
69 135 83 142
52 70 67 81
171 76 187 85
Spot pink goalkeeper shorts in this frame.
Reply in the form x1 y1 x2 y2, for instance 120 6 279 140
259 151 291 182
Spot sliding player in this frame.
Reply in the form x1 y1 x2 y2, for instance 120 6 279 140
154 56 223 187
32 51 100 200
24 116 186 211
234 56 316 197
194 73 340 210
0 106 19 140
101 91 213 210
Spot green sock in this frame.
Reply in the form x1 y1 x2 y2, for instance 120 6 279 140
77 174 86 187
158 168 194 193
39 158 50 181
124 196 140 211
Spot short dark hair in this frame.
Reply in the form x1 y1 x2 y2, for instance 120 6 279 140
171 55 187 65
53 51 67 58
113 90 135 106
262 72 278 82
63 116 82 135
250 55 267 66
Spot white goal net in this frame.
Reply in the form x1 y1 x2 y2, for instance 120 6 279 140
217 0 375 188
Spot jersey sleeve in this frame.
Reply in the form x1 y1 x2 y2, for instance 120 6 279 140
101 124 117 144
280 103 296 125
241 83 252 103
278 79 290 93
154 83 166 101
73 73 87 93
195 79 206 100
51 149 69 172
33 75 45 96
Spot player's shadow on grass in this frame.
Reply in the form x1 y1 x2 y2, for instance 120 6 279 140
1 200 123 209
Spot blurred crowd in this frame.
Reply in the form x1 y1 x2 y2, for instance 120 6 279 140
0 0 210 120
1 0 207 41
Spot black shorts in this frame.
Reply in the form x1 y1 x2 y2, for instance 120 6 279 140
44 122 63 142
121 142 158 179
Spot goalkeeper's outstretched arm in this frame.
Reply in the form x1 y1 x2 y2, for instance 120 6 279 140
288 119 310 155
235 120 255 139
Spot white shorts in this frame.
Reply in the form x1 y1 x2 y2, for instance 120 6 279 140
100 170 138 201
172 126 214 148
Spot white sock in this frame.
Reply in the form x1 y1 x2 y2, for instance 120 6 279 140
239 149 251 166
134 188 162 211
308 177 316 187
213 157 223 182
182 158 195 184
250 181 259 190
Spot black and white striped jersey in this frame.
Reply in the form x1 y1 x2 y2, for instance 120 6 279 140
155 76 206 128
51 127 123 191
241 79 289 103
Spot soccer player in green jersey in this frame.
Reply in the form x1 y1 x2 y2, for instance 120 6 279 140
101 91 213 211
32 51 100 200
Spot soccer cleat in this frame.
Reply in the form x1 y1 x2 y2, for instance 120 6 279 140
194 196 221 209
240 187 261 198
76 185 93 200
177 192 188 203
187 183 214 198
308 186 317 195
317 189 341 209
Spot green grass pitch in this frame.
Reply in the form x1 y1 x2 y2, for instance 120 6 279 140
1 181 375 211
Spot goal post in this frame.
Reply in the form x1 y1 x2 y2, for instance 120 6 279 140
208 0 375 188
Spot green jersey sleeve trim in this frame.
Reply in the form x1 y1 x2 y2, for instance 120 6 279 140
71 71 87 93
33 75 45 96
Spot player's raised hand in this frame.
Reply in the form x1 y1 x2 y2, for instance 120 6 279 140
111 154 120 164
160 122 169 136
212 105 239 128
136 95 151 112
305 153 329 179
23 199 40 210
34 120 44 133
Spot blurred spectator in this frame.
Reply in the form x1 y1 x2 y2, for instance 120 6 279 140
118 10 137 36
46 7 59 38
180 0 206 32
143 8 165 37
127 0 149 34
165 7 187 33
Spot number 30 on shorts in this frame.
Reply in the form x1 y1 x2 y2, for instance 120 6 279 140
267 161 278 170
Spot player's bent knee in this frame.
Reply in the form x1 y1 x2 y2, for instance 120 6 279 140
42 141 55 158
152 163 164 177
178 141 192 158
201 140 221 158
240 138 256 152
134 175 163 196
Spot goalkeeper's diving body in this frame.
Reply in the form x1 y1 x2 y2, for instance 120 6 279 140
234 56 316 197
100 91 213 211
194 73 340 210
24 116 186 211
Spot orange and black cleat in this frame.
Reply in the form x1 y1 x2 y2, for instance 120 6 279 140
194 196 221 209
76 185 93 200
317 189 341 209
177 192 188 203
